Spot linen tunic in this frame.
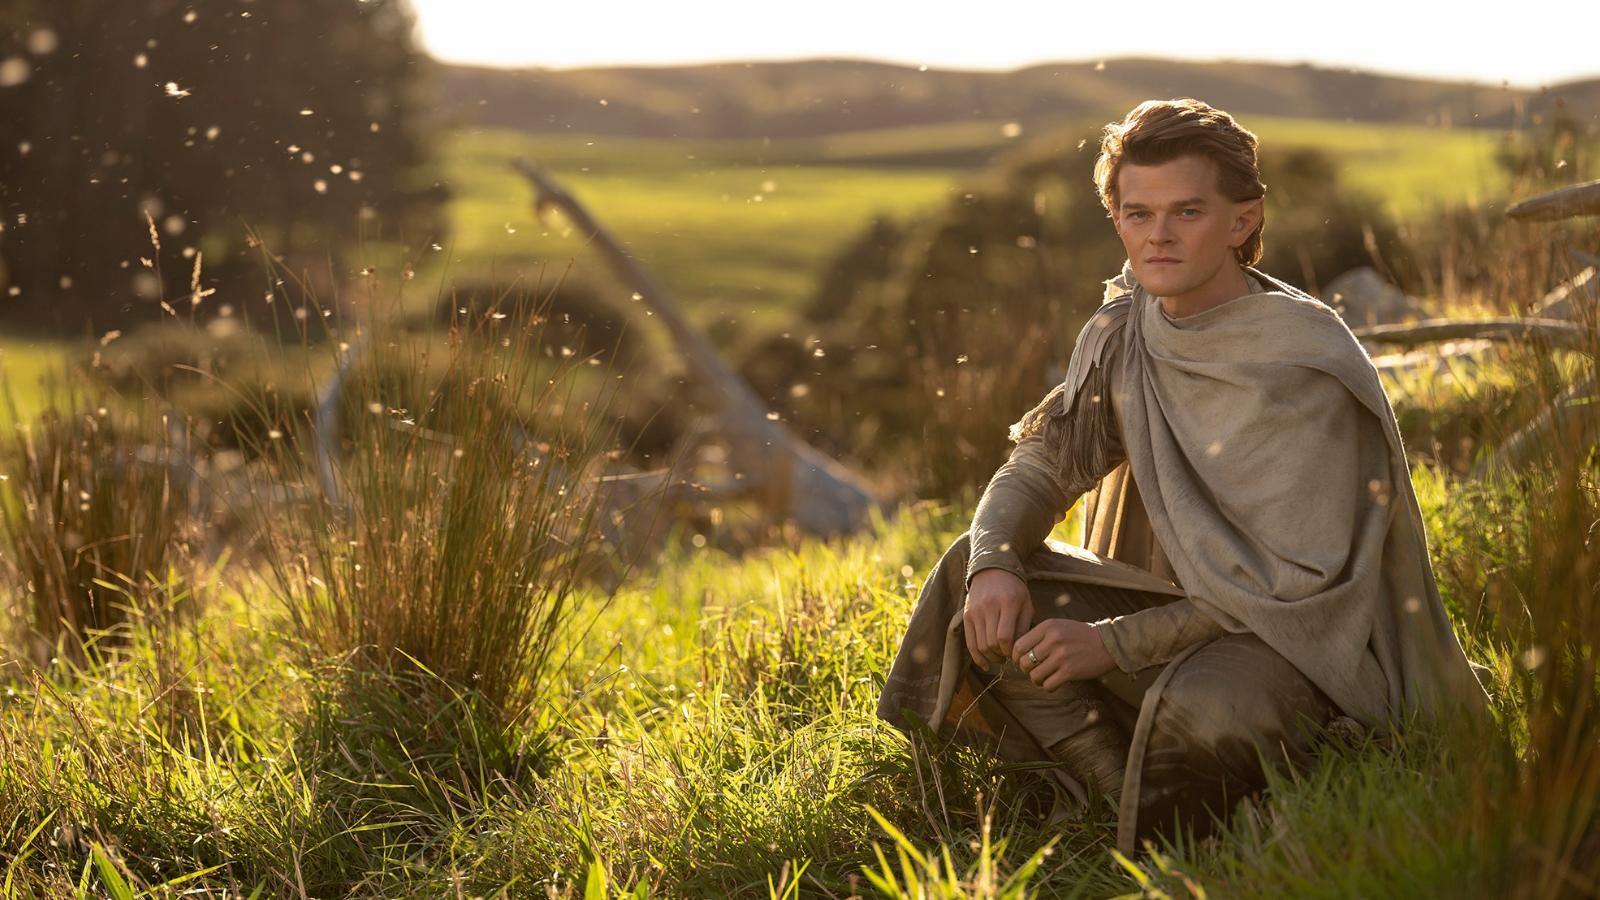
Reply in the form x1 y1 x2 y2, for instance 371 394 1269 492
961 277 1272 672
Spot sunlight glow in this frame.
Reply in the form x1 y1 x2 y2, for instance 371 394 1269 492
410 0 1598 89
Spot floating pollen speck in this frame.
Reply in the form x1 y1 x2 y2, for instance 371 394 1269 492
0 58 30 88
163 81 191 98
1205 440 1224 457
1368 478 1392 505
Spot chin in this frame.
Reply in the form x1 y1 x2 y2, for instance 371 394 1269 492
1132 264 1193 297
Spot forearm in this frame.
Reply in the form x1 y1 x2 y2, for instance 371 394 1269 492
966 434 1069 590
1092 598 1229 673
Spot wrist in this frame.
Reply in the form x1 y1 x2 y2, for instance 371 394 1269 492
1089 619 1138 674
971 567 1026 590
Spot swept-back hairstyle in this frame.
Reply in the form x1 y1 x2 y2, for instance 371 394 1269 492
1093 98 1267 266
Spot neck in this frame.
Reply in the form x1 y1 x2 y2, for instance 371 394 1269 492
1156 262 1253 319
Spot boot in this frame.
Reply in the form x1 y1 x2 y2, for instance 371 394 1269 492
1047 706 1129 806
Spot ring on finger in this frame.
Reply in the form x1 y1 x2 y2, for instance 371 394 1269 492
1026 649 1039 667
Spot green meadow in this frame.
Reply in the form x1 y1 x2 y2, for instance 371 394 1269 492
412 116 1504 338
1 105 1589 897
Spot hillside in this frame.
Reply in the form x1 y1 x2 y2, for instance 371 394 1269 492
434 56 1600 140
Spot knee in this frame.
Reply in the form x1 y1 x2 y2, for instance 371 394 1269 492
1152 636 1332 765
945 529 974 567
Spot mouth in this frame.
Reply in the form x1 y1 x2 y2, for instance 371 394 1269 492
1145 257 1180 264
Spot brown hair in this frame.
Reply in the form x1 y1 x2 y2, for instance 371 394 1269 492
1093 98 1267 266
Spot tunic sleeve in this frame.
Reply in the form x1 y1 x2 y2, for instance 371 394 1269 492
1092 598 1229 673
965 350 1126 591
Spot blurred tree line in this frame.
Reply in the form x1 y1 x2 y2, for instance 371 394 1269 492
0 0 442 332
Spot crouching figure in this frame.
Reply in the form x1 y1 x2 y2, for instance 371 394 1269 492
877 98 1490 854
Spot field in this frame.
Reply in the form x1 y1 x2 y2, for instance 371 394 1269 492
0 456 1584 896
0 108 1592 897
406 116 1505 341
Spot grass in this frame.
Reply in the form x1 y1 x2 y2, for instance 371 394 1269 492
0 459 1585 895
0 115 1587 897
1246 114 1510 219
0 339 74 425
418 128 960 341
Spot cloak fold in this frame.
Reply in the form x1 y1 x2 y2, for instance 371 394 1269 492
1097 261 1488 729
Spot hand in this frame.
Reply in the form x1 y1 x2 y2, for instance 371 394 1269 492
1013 619 1117 690
962 569 1032 672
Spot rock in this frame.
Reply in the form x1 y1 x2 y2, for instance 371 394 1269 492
1322 715 1368 749
1323 267 1427 327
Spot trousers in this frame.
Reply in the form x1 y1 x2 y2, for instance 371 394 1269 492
879 530 1339 850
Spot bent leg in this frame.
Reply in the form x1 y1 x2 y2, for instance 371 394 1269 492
989 566 1185 797
878 531 1193 802
1131 633 1338 849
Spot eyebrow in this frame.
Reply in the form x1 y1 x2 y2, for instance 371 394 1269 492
1120 197 1209 211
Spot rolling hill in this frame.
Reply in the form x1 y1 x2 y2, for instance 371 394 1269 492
433 56 1600 140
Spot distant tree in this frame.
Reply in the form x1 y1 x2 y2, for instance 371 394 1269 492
0 0 442 332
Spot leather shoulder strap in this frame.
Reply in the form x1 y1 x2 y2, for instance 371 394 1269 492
1059 296 1132 416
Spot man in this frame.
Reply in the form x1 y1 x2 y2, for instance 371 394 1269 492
876 98 1490 854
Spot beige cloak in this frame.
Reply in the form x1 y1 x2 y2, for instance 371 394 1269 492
1086 261 1489 729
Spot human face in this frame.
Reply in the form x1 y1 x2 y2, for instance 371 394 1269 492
1110 155 1264 315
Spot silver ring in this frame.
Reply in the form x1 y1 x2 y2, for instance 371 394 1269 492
1026 649 1039 666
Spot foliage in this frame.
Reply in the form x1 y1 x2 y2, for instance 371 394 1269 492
0 0 441 330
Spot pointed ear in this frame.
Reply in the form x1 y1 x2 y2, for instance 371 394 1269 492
1231 197 1264 245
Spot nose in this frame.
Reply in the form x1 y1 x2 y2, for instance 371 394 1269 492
1149 214 1175 245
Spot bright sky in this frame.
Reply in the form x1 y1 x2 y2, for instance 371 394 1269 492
410 0 1598 89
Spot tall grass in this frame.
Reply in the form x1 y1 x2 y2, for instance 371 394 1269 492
241 273 627 731
0 376 190 666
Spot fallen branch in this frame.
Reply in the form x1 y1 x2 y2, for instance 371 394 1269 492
511 158 878 536
1506 179 1600 222
1531 267 1597 321
1352 318 1594 354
